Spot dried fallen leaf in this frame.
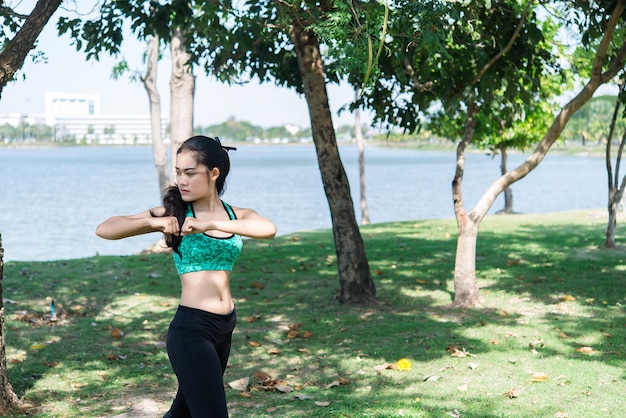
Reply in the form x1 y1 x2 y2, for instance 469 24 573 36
110 328 124 339
287 330 299 339
576 346 594 354
561 295 576 302
248 341 262 347
503 387 519 398
302 331 313 339
315 401 330 407
555 412 569 418
529 372 549 382
229 377 250 391
267 348 282 355
375 362 397 371
276 385 293 393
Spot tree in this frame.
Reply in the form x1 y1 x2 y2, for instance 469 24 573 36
142 35 170 195
603 79 626 248
190 0 377 303
355 90 370 225
445 1 626 306
0 1 63 413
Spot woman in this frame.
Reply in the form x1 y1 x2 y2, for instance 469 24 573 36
96 135 277 417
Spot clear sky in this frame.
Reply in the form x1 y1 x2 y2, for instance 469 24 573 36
0 1 361 129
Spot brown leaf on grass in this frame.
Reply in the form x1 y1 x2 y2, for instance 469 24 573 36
560 295 576 302
415 279 428 285
287 330 299 339
229 377 250 391
447 345 472 357
267 348 282 355
576 346 594 354
105 353 118 361
255 371 272 384
276 385 293 393
374 269 384 276
97 370 108 380
243 315 260 323
44 361 60 368
110 327 124 339
555 412 569 418
503 387 519 398
529 372 549 382
375 362 397 371
302 331 313 339
248 340 262 347
251 281 264 289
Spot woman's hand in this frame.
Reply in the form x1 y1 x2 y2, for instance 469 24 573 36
180 217 210 236
150 216 181 236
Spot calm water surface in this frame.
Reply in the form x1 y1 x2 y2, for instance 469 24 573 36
0 144 606 261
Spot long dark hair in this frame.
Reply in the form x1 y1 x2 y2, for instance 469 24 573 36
161 135 233 253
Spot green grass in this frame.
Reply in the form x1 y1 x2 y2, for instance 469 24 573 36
3 209 625 417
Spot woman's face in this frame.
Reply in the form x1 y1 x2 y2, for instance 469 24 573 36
175 150 215 201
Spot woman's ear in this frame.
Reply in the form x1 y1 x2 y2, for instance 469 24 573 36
209 167 220 182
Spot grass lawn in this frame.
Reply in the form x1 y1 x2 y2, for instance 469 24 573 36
2 209 625 418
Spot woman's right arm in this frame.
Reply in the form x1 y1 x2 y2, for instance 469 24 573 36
95 207 180 240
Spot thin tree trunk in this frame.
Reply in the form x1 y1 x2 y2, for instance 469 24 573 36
498 145 513 214
143 35 170 194
170 27 195 176
290 23 376 304
452 100 480 308
355 90 370 225
0 233 20 415
603 80 626 248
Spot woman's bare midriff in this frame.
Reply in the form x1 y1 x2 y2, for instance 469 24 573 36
179 270 234 314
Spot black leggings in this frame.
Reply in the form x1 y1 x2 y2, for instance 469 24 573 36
164 305 237 418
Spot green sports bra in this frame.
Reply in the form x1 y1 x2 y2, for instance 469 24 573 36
173 201 243 274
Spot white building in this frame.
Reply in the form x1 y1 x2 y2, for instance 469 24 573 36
41 91 166 144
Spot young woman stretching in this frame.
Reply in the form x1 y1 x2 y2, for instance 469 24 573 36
96 135 277 417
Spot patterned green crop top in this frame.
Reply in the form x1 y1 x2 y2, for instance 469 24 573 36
173 201 243 274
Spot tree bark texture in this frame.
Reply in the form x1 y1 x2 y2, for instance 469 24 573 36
452 0 626 308
0 233 21 415
169 27 195 176
289 23 376 304
0 0 62 97
355 91 370 225
143 35 170 194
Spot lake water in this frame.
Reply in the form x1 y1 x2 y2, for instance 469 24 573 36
0 144 607 262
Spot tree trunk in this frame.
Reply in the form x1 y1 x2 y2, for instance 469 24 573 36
143 35 170 194
451 1 626 308
498 145 514 214
603 81 626 248
0 0 62 96
290 23 376 304
170 27 195 176
0 233 21 415
355 90 370 225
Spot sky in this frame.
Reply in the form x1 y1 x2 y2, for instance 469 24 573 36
0 1 361 129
